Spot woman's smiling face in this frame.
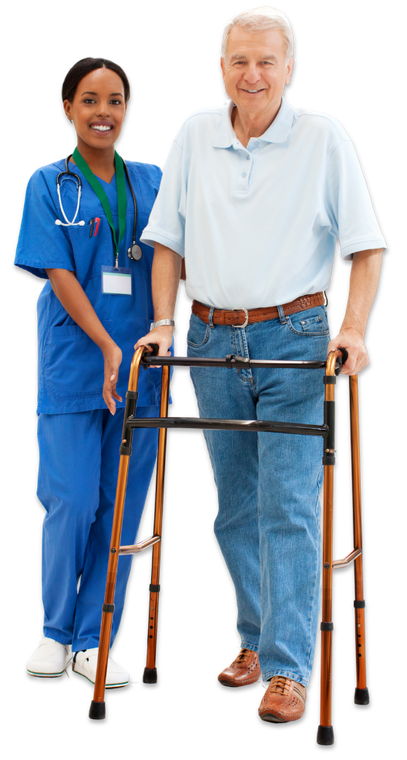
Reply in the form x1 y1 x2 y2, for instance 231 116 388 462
63 67 127 153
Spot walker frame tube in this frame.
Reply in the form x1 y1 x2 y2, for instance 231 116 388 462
89 347 368 747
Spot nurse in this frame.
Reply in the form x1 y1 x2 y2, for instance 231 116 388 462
15 58 164 687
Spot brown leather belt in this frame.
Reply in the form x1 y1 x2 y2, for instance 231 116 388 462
192 292 325 327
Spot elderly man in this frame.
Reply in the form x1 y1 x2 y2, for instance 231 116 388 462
136 7 385 723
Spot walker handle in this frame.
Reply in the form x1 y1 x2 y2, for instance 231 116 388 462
140 342 160 369
145 342 159 357
335 347 349 375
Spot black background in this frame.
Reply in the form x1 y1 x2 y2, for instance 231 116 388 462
14 2 396 756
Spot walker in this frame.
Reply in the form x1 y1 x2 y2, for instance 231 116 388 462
88 345 368 746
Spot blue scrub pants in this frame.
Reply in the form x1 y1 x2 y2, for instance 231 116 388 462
37 406 159 652
187 305 330 685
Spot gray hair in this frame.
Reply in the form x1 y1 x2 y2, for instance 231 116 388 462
221 6 294 60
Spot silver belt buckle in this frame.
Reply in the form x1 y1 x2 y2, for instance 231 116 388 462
232 307 249 328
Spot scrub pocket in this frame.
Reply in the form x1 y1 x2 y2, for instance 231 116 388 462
43 321 112 402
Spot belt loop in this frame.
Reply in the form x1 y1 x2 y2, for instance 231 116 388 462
208 307 215 328
277 305 287 325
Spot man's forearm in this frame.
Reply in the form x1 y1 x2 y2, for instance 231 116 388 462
328 247 383 374
340 248 383 337
152 243 183 321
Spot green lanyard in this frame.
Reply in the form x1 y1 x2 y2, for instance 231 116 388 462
73 148 127 268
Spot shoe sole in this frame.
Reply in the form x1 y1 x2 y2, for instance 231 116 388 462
27 669 65 678
259 715 303 724
259 712 286 723
259 710 305 723
218 677 260 687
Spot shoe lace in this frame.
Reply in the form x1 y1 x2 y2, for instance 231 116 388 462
269 677 291 696
235 649 250 663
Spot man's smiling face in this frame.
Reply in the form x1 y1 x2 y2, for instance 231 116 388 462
221 25 293 123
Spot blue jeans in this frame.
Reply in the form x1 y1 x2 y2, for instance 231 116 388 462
187 305 330 686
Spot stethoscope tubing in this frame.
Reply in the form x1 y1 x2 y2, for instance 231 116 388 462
55 156 142 260
55 157 85 227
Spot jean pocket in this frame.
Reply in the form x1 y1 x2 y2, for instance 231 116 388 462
287 306 330 337
187 314 210 348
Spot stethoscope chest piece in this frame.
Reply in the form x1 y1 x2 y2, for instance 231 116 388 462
128 244 143 261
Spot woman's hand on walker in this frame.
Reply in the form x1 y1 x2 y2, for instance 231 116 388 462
103 342 123 414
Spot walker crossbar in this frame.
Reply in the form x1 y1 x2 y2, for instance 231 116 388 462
126 417 328 436
141 355 329 370
89 346 368 747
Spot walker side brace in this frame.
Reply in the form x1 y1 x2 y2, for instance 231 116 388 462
89 347 369 746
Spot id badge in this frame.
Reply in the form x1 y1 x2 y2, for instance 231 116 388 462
102 266 132 295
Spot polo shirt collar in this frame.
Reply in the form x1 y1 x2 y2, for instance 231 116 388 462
212 97 295 148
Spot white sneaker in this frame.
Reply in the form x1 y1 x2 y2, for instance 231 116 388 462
27 637 72 677
72 648 130 688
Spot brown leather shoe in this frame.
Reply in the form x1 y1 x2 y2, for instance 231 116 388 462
258 676 306 722
218 648 260 687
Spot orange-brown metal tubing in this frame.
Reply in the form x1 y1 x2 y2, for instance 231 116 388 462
145 364 170 670
319 350 341 728
350 374 367 690
320 465 334 727
91 347 146 706
93 456 130 703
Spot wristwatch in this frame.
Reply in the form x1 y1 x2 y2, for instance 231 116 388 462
150 319 175 330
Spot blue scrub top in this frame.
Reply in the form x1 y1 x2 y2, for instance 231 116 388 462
15 158 163 413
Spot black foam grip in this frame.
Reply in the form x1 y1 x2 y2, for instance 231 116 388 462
338 347 349 364
142 343 160 370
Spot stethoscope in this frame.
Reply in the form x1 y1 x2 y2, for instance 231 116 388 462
55 155 143 261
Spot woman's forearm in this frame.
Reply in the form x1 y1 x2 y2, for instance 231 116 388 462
46 268 122 413
46 268 115 351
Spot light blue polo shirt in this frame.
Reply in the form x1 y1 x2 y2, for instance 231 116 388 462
141 98 386 310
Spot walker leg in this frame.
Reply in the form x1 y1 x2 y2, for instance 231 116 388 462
349 375 369 705
89 456 131 719
143 365 170 684
317 464 335 745
89 348 145 720
317 365 336 745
